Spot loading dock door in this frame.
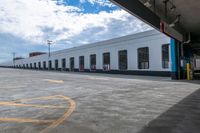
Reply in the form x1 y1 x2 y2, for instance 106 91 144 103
90 54 96 71
43 61 46 70
62 58 66 70
119 50 128 70
38 62 41 69
79 56 84 71
48 60 52 70
55 60 59 70
103 52 110 71
70 57 74 71
193 56 200 79
34 63 37 69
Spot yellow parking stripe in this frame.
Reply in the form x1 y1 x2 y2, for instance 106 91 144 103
0 95 76 133
13 95 62 103
0 118 53 124
0 102 65 109
44 79 64 84
40 95 76 133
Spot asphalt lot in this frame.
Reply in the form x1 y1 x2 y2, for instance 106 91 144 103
0 68 199 133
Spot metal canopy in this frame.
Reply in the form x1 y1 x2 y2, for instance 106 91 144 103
110 0 200 43
110 0 161 30
167 0 200 36
109 0 161 30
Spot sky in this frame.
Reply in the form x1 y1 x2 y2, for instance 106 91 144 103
0 0 152 63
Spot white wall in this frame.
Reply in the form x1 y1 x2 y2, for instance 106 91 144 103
0 61 13 66
14 30 171 72
194 55 200 70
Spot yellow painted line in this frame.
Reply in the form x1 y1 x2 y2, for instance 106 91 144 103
40 95 76 133
0 102 65 109
13 95 62 103
0 95 76 133
0 117 54 124
44 79 64 84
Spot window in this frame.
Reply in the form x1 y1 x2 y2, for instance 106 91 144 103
103 52 110 71
70 57 74 71
43 61 46 69
38 62 41 69
119 50 128 70
62 58 66 70
55 59 59 70
79 56 84 71
48 60 52 70
138 47 149 69
90 54 96 71
34 63 37 69
23 64 25 68
30 63 32 69
26 64 28 68
162 44 169 68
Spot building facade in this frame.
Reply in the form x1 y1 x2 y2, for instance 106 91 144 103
14 30 171 76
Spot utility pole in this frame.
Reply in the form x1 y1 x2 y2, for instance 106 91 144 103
12 52 15 67
47 40 53 57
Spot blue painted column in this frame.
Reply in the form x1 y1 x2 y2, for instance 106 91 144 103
170 38 178 80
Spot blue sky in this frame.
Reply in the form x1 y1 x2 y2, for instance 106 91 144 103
0 0 152 63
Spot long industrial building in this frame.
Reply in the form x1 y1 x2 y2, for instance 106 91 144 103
12 30 174 76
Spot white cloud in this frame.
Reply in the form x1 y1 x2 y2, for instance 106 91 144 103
0 0 82 42
80 0 86 3
80 0 116 7
0 0 152 62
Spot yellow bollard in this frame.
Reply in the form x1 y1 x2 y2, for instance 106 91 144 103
187 63 191 80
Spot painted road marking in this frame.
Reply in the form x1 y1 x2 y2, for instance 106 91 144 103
40 95 76 133
0 102 65 109
13 95 63 103
44 79 64 84
0 118 53 124
0 95 76 133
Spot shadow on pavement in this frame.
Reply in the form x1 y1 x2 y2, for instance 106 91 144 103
183 80 200 85
138 88 200 133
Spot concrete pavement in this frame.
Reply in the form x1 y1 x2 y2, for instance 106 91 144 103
0 68 199 133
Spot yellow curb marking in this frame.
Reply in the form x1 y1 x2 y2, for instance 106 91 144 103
44 79 64 84
40 95 76 133
0 95 76 133
0 118 53 124
13 95 62 103
0 102 65 109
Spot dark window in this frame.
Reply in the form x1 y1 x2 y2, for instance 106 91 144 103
103 52 110 71
48 60 52 70
138 47 149 69
79 56 84 71
70 57 74 71
38 62 41 69
162 44 169 68
23 64 25 68
30 63 32 69
90 54 96 70
26 64 28 68
62 58 66 70
34 63 37 69
119 50 128 70
43 61 46 69
55 59 59 70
